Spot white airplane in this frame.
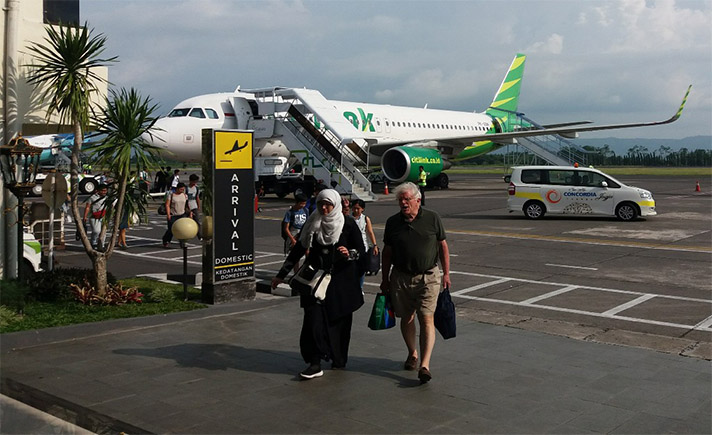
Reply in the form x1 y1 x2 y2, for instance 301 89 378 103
144 54 690 186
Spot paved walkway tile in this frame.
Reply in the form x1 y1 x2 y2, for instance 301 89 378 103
2 294 710 434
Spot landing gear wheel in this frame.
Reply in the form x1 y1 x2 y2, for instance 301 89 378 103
523 201 546 220
436 173 449 189
79 178 97 195
615 202 638 221
31 183 43 196
274 184 288 199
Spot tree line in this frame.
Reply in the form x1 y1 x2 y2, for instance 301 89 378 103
463 145 711 167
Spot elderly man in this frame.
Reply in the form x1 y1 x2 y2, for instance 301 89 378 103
380 182 450 384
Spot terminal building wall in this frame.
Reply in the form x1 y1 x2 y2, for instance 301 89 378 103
1 0 108 141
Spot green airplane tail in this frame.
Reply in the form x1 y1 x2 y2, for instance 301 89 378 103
486 53 526 130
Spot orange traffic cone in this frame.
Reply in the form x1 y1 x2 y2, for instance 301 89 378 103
695 181 701 192
384 181 389 195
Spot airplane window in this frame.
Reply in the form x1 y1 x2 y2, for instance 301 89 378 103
408 122 412 127
168 108 190 117
189 108 206 118
385 120 390 126
205 108 219 119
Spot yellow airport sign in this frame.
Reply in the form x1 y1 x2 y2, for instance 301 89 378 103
215 131 253 169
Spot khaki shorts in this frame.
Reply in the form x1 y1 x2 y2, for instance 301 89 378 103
389 266 441 317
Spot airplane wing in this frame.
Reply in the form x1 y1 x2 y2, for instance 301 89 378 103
370 85 691 157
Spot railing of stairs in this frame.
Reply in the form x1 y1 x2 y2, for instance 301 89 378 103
278 106 373 198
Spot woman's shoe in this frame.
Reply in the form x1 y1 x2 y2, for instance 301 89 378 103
418 367 432 384
300 364 323 379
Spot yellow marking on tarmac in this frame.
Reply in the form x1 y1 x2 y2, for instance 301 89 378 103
446 228 712 253
255 216 711 253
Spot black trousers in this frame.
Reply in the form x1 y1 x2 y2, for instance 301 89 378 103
300 303 353 367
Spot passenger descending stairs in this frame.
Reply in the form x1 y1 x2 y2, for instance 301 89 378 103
271 88 377 201
512 115 590 166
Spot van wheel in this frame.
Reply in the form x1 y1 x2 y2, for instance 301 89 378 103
615 202 639 221
523 201 546 219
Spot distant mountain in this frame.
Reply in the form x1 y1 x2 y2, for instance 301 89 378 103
574 136 711 155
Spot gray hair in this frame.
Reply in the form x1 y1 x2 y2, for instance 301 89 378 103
394 182 421 200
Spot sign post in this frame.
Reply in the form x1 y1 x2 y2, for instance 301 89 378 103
201 129 256 303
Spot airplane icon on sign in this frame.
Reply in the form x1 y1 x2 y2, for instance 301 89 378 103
225 140 248 155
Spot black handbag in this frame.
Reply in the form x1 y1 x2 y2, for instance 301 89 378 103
434 287 456 339
364 247 380 276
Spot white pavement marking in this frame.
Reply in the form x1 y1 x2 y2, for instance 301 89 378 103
450 270 712 332
692 315 712 330
565 226 706 242
520 285 578 305
450 278 511 296
602 294 657 316
255 252 283 258
546 263 599 271
260 259 290 267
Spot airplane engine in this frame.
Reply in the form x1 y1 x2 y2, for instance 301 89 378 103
381 146 451 188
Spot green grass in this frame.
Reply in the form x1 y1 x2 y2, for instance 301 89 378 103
448 165 712 176
0 278 207 333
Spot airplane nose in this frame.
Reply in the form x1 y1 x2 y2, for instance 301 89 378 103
142 120 169 149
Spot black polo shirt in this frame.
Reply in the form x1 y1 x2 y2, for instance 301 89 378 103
383 207 446 275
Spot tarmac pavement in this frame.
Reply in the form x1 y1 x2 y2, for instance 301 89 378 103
2 291 710 434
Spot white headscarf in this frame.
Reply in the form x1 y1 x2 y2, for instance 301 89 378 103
299 189 344 248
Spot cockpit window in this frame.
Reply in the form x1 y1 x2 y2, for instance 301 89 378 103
205 108 219 119
168 108 190 117
189 108 205 119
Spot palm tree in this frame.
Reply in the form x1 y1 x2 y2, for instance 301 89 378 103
25 24 116 223
24 23 118 290
86 87 161 292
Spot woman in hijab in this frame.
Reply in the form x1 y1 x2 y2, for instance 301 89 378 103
271 189 366 380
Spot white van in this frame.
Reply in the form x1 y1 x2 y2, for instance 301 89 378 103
507 166 656 221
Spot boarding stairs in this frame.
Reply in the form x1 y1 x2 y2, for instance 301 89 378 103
248 88 376 201
507 115 590 166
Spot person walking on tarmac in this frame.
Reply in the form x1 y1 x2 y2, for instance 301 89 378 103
418 166 428 206
381 182 451 384
82 184 109 250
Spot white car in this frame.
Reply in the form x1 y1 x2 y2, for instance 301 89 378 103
507 165 656 221
23 231 42 273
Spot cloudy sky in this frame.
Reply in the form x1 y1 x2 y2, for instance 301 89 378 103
82 0 711 140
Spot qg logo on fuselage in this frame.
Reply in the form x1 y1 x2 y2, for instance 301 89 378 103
343 108 375 132
312 107 376 132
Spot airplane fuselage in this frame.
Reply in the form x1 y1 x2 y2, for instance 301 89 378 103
148 93 503 163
